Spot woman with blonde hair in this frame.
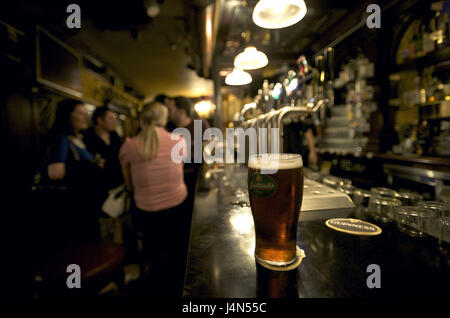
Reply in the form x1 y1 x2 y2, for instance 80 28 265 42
119 101 187 297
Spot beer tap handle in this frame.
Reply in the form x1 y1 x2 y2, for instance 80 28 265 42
325 47 335 110
314 55 325 86
297 55 310 78
314 55 325 101
326 47 334 83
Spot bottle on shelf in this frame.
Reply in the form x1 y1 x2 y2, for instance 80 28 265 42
409 24 418 60
436 13 447 49
415 22 424 58
428 13 439 52
423 16 435 55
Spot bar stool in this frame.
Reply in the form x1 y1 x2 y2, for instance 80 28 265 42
39 243 125 298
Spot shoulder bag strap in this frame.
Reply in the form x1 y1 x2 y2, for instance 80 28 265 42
68 142 81 161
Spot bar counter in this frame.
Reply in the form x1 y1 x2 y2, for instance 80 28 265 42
183 164 449 298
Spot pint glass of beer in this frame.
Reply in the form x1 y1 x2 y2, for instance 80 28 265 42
248 154 303 267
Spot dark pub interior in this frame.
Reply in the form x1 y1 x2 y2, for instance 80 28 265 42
0 0 449 304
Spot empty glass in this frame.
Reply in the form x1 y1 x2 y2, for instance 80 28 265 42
368 196 401 222
337 184 357 200
440 187 450 204
416 201 450 217
398 191 423 206
370 187 399 199
304 170 321 182
438 217 450 256
353 189 372 207
393 206 437 237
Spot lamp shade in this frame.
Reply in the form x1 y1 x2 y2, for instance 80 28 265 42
234 46 268 70
225 68 252 86
252 0 307 29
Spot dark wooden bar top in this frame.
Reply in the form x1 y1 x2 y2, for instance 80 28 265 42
183 164 449 298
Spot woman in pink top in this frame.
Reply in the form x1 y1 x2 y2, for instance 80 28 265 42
119 101 187 297
119 103 187 211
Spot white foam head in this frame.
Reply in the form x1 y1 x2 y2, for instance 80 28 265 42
248 153 303 172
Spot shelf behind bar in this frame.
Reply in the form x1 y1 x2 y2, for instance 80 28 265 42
393 46 450 72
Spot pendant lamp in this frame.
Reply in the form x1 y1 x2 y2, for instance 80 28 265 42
234 46 268 70
252 0 307 29
225 68 252 86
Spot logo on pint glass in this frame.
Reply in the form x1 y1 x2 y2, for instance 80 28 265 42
249 173 277 198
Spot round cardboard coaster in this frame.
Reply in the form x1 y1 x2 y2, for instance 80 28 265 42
255 246 306 271
325 218 382 236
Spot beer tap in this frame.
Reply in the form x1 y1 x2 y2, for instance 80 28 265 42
241 49 336 153
294 55 329 123
314 54 325 98
304 47 335 124
314 53 327 122
325 46 335 110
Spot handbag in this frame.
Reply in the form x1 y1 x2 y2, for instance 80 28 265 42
102 184 128 218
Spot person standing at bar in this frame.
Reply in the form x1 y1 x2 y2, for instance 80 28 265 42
168 96 209 295
284 119 318 168
154 94 177 132
47 99 105 247
171 96 209 211
84 105 123 202
119 101 187 297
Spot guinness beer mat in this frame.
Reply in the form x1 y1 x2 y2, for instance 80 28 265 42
325 218 382 236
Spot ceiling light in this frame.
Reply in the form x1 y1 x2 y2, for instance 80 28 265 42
145 0 160 18
252 0 307 29
234 46 268 70
225 68 252 86
194 100 214 117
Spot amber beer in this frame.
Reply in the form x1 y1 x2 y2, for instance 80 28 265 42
248 154 303 266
